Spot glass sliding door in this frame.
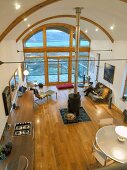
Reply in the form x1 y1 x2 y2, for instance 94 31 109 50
48 58 58 83
72 55 88 83
48 58 69 84
25 58 45 84
59 58 68 82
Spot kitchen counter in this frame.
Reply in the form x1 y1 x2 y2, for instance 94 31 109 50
0 91 34 170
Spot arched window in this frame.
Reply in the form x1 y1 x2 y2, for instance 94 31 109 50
25 31 43 47
46 26 70 47
23 24 90 85
73 32 90 47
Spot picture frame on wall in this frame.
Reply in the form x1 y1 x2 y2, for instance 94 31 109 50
104 63 115 84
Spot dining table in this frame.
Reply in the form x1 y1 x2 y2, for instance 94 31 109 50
95 125 127 163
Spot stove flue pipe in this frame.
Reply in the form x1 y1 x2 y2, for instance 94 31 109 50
74 7 82 94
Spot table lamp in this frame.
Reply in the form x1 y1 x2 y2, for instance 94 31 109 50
115 126 127 142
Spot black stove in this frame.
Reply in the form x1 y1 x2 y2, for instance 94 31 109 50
13 122 32 136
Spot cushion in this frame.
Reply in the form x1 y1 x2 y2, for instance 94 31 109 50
97 88 104 96
56 83 74 89
101 88 110 99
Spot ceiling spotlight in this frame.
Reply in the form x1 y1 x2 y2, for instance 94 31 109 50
30 29 33 32
110 25 114 30
24 18 27 21
85 30 88 33
95 28 99 32
27 24 30 27
15 3 21 10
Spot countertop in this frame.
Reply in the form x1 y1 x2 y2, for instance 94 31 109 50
0 91 34 170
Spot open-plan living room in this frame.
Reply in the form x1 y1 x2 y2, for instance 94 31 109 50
0 0 127 170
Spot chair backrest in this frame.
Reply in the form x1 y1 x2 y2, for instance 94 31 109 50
38 83 43 88
92 141 107 166
99 118 113 128
34 89 39 95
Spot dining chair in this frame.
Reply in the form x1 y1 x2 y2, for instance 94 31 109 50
27 82 36 91
99 118 114 128
92 141 114 166
34 89 48 105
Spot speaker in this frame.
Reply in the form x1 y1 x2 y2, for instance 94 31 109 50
2 86 12 116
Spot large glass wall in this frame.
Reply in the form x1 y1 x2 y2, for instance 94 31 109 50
23 24 90 85
46 27 70 47
73 33 90 47
25 31 43 47
25 58 45 84
72 52 89 83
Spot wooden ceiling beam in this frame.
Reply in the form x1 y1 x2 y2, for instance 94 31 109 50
17 15 114 43
22 23 91 44
0 0 61 42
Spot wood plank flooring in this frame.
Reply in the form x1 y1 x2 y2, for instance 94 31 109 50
34 86 125 170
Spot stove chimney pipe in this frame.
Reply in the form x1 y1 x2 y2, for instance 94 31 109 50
74 7 82 94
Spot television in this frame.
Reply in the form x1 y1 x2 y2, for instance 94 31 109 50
104 63 115 84
2 86 12 116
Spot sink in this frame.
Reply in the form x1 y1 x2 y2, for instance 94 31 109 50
13 122 32 136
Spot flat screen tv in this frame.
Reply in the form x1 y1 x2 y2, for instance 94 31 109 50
104 63 115 84
2 86 12 116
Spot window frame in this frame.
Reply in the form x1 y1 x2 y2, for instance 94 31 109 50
23 23 90 85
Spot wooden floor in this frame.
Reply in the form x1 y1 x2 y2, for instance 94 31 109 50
34 86 125 170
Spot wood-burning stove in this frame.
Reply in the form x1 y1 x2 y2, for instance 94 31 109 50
68 93 81 116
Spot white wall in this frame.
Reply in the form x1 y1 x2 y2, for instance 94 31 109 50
89 40 127 111
0 40 23 138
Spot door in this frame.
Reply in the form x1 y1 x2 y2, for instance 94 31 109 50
48 57 69 84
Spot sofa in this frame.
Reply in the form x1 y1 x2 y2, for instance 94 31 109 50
88 82 112 103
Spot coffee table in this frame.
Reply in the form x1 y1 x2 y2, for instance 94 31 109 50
45 90 57 100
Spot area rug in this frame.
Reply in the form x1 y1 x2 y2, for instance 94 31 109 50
60 107 91 124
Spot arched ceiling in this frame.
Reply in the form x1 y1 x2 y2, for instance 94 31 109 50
1 0 127 42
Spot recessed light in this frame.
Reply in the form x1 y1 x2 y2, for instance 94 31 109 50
27 24 30 27
85 30 88 33
30 29 33 32
95 28 99 32
110 25 114 30
15 3 21 10
24 18 27 21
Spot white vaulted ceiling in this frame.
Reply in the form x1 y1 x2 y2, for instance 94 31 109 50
1 0 127 42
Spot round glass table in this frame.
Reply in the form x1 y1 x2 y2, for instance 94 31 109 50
96 125 127 163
